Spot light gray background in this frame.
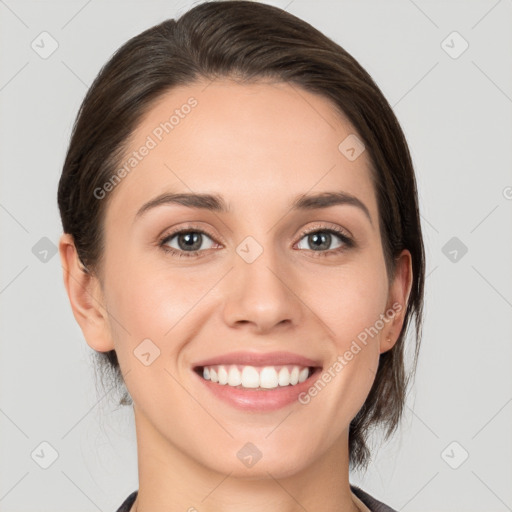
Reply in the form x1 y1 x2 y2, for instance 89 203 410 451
1 1 511 511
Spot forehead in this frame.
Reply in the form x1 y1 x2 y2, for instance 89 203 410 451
106 78 377 224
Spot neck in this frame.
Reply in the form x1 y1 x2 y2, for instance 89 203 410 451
130 406 361 512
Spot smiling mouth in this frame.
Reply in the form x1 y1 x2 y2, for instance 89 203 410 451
193 364 321 390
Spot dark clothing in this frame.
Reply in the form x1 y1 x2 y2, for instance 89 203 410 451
115 485 397 512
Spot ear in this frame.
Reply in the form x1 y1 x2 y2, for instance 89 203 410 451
379 249 413 354
59 233 114 352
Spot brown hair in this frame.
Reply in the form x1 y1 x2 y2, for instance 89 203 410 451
58 0 425 472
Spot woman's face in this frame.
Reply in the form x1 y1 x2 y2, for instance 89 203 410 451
70 79 410 478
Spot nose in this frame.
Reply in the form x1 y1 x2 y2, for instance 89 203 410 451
221 240 303 334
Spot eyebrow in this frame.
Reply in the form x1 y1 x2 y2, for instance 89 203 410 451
134 190 372 225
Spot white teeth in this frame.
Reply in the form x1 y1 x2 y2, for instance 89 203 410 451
200 364 313 390
241 366 259 388
218 366 228 385
228 365 242 386
260 366 279 388
298 367 309 383
278 367 290 386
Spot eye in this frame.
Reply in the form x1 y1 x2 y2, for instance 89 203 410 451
295 225 354 256
159 227 218 258
158 224 354 259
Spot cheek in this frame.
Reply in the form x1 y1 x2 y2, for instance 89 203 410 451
304 259 389 346
103 257 215 349
102 266 205 405
298 264 388 426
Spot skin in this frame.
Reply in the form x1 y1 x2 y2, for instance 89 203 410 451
60 78 412 512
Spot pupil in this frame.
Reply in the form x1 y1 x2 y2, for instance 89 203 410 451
179 232 201 251
310 232 330 251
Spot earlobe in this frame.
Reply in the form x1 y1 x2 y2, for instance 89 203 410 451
59 233 115 353
380 335 394 353
379 249 413 354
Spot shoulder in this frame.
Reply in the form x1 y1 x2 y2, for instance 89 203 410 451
115 490 138 512
350 484 398 512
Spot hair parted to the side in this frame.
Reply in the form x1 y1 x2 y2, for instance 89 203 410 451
58 0 425 472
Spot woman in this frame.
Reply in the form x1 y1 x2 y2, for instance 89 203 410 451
57 1 425 511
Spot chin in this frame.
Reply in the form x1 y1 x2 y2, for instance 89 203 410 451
197 443 315 481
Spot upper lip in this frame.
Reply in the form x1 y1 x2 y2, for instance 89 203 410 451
192 351 322 368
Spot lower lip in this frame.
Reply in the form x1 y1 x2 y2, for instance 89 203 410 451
193 367 322 412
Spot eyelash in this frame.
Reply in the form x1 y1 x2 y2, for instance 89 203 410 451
158 223 354 259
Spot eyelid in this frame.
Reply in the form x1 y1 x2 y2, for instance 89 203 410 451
159 222 223 246
295 221 353 241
